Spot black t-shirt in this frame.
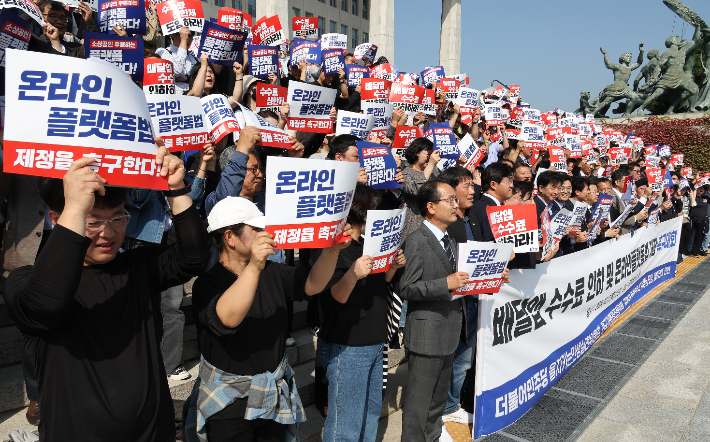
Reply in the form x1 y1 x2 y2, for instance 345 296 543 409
314 238 390 346
191 261 309 420
3 206 210 442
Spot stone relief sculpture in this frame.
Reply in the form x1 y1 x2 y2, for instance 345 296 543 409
587 45 644 118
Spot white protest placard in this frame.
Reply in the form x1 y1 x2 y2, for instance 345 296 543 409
201 94 239 144
335 110 374 140
520 122 545 150
0 0 44 26
353 42 377 63
147 94 207 152
458 134 485 170
486 205 539 253
362 208 406 274
362 102 394 140
567 201 590 235
237 103 292 150
286 81 336 133
320 33 347 53
472 218 682 439
485 103 505 126
455 241 513 296
542 208 572 258
265 157 359 249
156 0 204 34
4 49 165 189
454 87 481 114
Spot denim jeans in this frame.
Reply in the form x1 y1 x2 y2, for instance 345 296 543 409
161 284 185 373
445 297 479 415
702 231 710 252
398 300 408 328
322 342 384 442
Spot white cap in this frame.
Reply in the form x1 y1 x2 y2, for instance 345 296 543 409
207 197 266 233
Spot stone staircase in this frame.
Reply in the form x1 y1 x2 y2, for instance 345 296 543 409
0 284 409 442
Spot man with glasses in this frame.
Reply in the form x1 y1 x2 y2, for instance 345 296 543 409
3 146 210 442
470 162 515 242
28 1 86 57
399 179 470 442
156 26 199 94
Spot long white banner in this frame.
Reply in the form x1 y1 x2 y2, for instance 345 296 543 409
472 217 682 439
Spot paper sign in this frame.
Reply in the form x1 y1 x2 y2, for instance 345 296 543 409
388 83 424 113
147 94 207 151
336 110 374 140
437 78 460 101
455 87 481 115
671 153 684 167
4 49 164 189
608 146 631 165
292 16 318 39
645 155 661 169
509 85 520 101
238 104 292 150
549 146 567 172
255 82 286 113
484 103 506 126
455 241 513 295
143 59 175 94
156 0 203 34
286 81 336 133
658 145 671 157
362 102 394 141
420 66 445 88
85 32 143 81
362 208 406 273
357 140 401 190
217 8 247 31
427 122 459 159
487 204 539 253
567 201 589 235
99 0 146 35
645 144 658 156
353 43 377 63
586 193 613 244
266 157 358 249
646 168 664 193
0 10 30 76
322 49 345 75
320 33 347 53
290 40 322 66
547 127 564 146
249 44 278 77
0 0 44 26
610 204 635 229
370 63 396 81
198 22 247 66
682 167 693 178
542 208 573 258
201 94 239 144
392 125 423 157
251 15 286 46
520 123 545 149
458 134 485 170
346 64 369 87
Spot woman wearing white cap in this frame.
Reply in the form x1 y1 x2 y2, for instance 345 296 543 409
184 196 354 442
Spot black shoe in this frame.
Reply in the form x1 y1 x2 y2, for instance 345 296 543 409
700 251 708 256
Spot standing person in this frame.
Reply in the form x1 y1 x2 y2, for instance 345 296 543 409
4 146 210 442
469 163 515 241
609 169 645 235
156 26 199 94
187 197 352 441
29 1 84 57
682 186 709 257
401 138 440 240
399 180 470 442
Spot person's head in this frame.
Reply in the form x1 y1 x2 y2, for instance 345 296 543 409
170 29 194 48
190 61 216 93
241 153 264 198
42 1 67 36
517 180 534 205
344 53 354 64
571 177 589 202
611 168 631 191
257 109 279 126
666 35 681 48
619 52 632 64
481 162 514 202
648 48 659 60
438 166 475 214
630 163 642 179
634 177 648 198
670 171 680 185
514 162 532 182
417 180 459 227
319 67 336 86
697 186 706 197
242 76 260 107
41 178 128 266
558 176 572 202
506 184 523 205
567 158 576 174
208 197 266 259
581 159 593 175
597 177 612 195
404 137 434 167
586 182 599 205
536 171 562 203
347 183 382 230
328 134 359 162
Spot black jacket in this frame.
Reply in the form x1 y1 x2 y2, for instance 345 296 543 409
447 212 483 244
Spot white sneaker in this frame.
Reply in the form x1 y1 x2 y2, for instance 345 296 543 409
442 407 474 424
285 336 296 347
167 365 191 381
439 423 454 442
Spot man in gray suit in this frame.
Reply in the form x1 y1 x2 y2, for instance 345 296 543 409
399 179 470 442
609 168 646 235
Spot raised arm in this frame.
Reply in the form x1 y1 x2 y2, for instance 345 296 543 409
228 62 244 109
600 47 614 69
187 54 209 97
630 44 645 70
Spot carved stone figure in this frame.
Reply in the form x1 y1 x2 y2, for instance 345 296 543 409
588 45 644 117
691 36 710 111
634 49 662 93
574 91 591 115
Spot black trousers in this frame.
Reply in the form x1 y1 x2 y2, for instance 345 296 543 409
681 218 708 255
205 417 285 442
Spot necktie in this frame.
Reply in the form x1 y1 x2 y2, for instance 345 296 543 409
442 234 456 272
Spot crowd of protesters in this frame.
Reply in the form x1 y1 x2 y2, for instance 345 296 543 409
1 3 709 442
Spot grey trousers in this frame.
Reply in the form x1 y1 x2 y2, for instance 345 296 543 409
402 351 455 442
160 284 185 373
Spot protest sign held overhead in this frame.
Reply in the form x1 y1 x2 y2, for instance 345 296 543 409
392 125 423 157
509 84 520 101
201 94 239 144
266 157 358 249
388 83 424 114
658 144 671 157
346 64 369 87
238 104 292 150
255 82 286 113
84 32 143 81
370 63 396 81
353 42 377 63
336 110 374 140
156 0 203 34
292 16 318 39
290 40 321 66
287 81 336 133
361 78 391 104
437 78 460 101
420 66 445 88
548 146 566 172
143 59 175 95
198 22 247 65
320 33 347 54
217 8 249 31
0 11 30 74
455 87 481 115
249 45 278 77
520 122 545 150
147 94 207 152
646 168 664 193
357 140 401 190
362 102 394 141
455 241 514 296
682 167 693 178
250 15 286 46
487 204 539 253
362 208 406 274
99 0 145 35
458 134 485 169
484 103 505 126
4 49 166 189
427 122 459 159
322 49 345 75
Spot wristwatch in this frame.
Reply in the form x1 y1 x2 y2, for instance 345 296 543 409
163 183 191 197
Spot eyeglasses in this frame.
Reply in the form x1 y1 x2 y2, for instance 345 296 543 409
43 13 68 22
246 165 265 175
434 197 459 206
85 211 131 235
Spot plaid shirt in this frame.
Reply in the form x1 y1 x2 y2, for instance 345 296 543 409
182 355 304 442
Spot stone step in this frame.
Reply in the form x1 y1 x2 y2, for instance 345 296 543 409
0 326 22 366
0 297 12 327
0 407 37 442
0 364 27 415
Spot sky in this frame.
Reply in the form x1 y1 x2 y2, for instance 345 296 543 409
393 0 710 113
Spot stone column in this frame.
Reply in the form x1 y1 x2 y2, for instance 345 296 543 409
369 0 395 63
257 0 289 36
439 0 461 75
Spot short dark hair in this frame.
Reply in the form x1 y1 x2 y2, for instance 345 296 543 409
536 171 562 189
347 183 382 226
515 180 534 201
481 162 514 193
587 176 600 186
43 0 65 14
567 158 576 165
438 166 473 190
571 177 588 197
257 109 279 121
417 180 448 217
40 178 126 213
189 62 219 94
597 177 611 188
210 224 246 251
404 137 433 165
559 173 572 185
515 162 530 171
328 134 359 160
635 177 649 188
611 168 631 186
